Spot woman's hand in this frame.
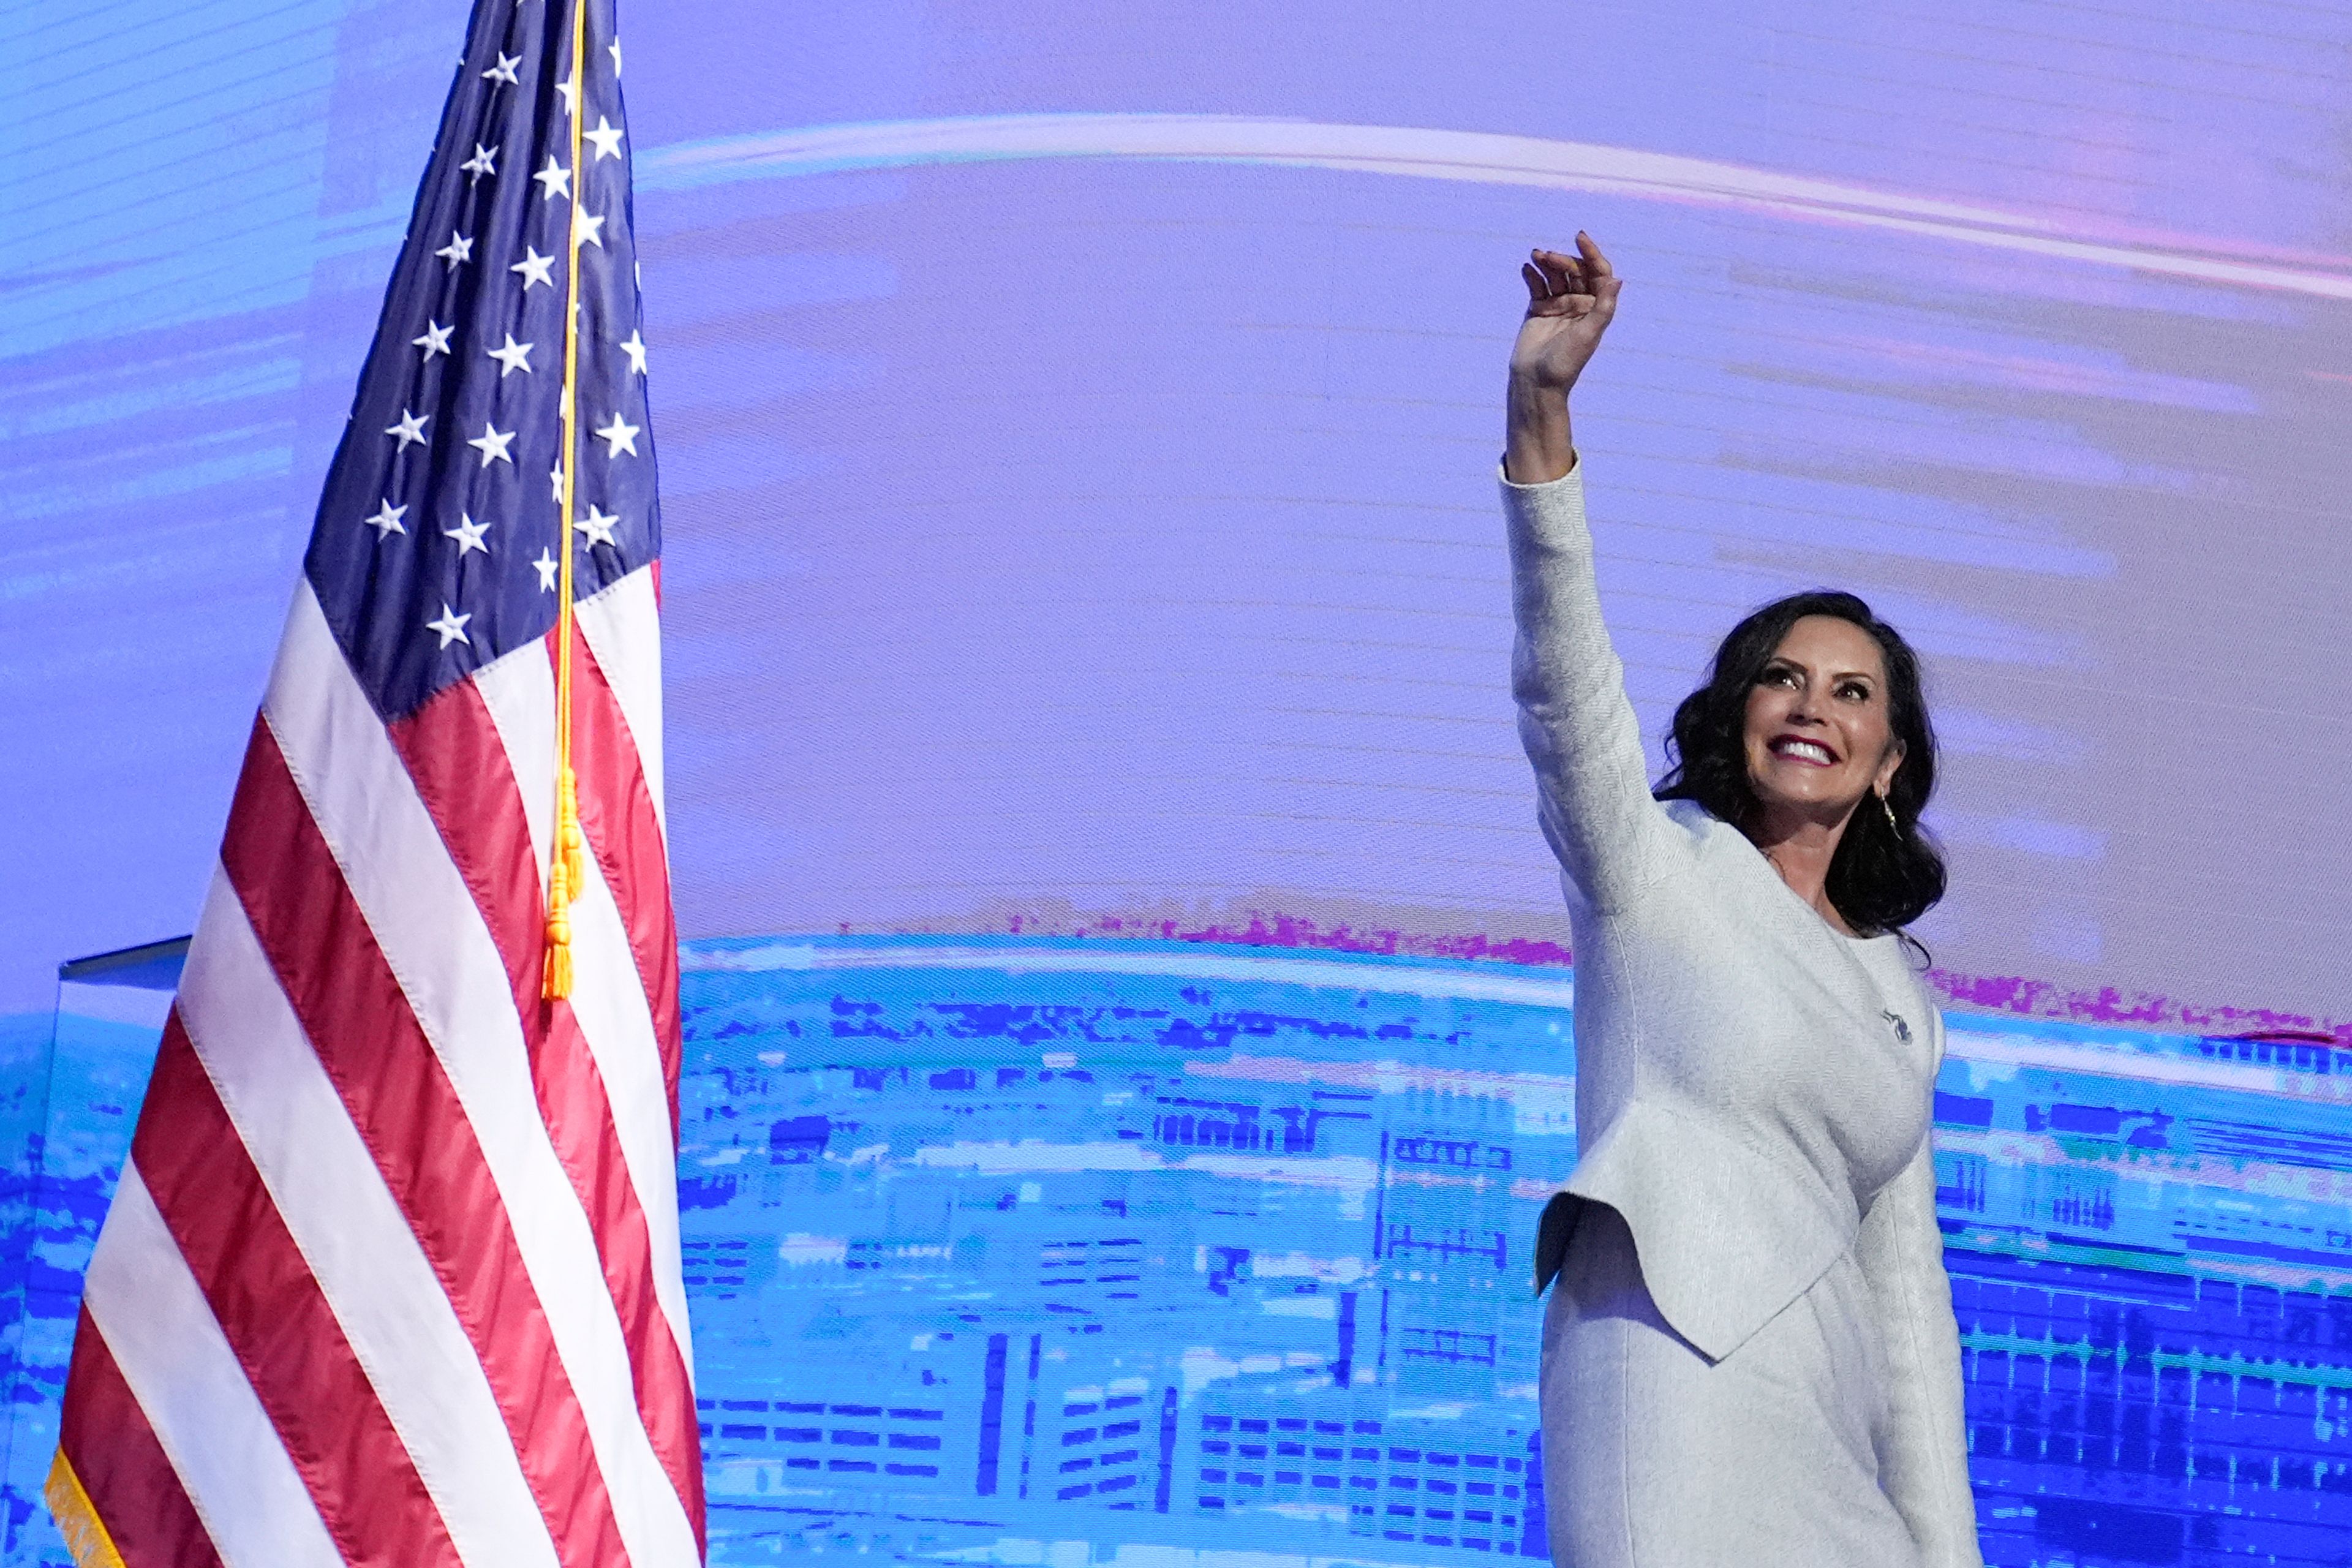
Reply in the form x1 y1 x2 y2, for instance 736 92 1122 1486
1504 233 1620 484
1512 234 1620 391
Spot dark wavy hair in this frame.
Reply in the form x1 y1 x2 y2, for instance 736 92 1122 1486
1654 590 1945 940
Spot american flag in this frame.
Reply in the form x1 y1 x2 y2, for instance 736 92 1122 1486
45 0 703 1563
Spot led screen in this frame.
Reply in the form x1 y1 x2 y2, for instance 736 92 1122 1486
4 3 2350 1566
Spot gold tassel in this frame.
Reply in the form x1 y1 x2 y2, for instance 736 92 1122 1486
542 807 575 1000
542 764 585 999
543 933 574 1000
559 764 585 894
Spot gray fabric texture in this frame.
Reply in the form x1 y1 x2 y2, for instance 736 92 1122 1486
1503 462 1982 1566
1540 1200 1923 1567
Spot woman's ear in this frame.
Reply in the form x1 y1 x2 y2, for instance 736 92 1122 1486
1875 740 1906 798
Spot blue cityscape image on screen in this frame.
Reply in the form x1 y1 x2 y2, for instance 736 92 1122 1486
7 935 2351 1568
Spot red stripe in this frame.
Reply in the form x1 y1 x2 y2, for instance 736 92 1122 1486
568 619 683 1133
393 674 706 1547
132 1016 462 1568
221 715 629 1565
58 1306 223 1568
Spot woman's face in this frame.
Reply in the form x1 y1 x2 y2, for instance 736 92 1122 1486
1741 615 1904 823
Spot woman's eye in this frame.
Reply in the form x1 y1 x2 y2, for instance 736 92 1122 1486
1838 683 1871 701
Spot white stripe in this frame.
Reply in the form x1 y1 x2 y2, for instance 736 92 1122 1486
178 862 561 1568
474 641 695 1379
262 582 701 1565
82 1163 343 1568
474 641 556 902
574 569 666 834
567 852 696 1378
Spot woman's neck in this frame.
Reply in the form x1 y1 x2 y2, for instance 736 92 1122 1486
1747 807 1855 935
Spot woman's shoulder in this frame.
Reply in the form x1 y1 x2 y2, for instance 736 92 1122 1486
1657 796 1718 835
1657 796 1768 873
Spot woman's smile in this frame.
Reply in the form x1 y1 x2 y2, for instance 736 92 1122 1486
1767 734 1839 766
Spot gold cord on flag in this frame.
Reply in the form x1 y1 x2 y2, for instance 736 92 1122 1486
543 0 594 1001
43 1452 129 1568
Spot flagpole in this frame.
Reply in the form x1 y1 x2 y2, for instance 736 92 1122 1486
543 0 592 1001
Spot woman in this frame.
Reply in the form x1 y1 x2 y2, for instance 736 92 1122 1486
1502 235 1983 1567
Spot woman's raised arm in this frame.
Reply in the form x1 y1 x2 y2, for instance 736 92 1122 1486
1503 236 1678 910
1504 238 1615 484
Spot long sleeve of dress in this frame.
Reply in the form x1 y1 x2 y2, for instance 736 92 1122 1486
1855 1011 1985 1567
1501 463 1679 912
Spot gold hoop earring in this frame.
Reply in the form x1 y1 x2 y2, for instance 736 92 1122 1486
1879 792 1899 835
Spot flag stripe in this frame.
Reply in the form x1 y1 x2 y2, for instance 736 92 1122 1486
81 1166 343 1568
263 584 699 1564
442 613 687 1333
488 624 691 1357
409 646 703 1536
176 862 574 1568
576 571 666 831
569 612 685 1134
55 1309 222 1568
133 1016 470 1568
222 706 633 1564
558 853 706 1532
561 853 695 1365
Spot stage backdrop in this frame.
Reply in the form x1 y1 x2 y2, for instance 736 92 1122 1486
4 2 2351 1567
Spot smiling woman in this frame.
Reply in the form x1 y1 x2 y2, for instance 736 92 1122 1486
1655 591 1948 945
1499 236 1981 1567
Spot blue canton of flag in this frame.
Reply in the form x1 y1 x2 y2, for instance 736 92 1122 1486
306 0 657 722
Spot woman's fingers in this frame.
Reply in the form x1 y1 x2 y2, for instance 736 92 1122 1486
1575 231 1613 280
1524 236 1619 328
1565 234 1622 322
1531 247 1586 296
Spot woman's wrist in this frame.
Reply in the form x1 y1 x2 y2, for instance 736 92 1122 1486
1504 373 1576 484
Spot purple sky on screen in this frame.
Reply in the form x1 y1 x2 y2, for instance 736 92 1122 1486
1 0 2348 1030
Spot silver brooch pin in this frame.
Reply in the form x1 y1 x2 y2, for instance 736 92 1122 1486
1883 1010 1912 1044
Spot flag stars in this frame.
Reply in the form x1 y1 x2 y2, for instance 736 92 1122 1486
483 51 521 86
460 143 498 182
619 329 648 376
533 547 560 592
577 505 619 548
467 421 518 466
488 333 535 375
593 412 641 458
534 157 571 202
584 116 624 161
364 500 409 538
444 513 492 556
427 603 473 649
574 208 606 249
413 320 454 360
608 37 623 74
511 246 556 289
385 409 430 450
554 78 578 118
435 230 474 268
549 462 565 502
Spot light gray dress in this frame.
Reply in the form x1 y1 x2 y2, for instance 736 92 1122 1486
1502 463 1983 1567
